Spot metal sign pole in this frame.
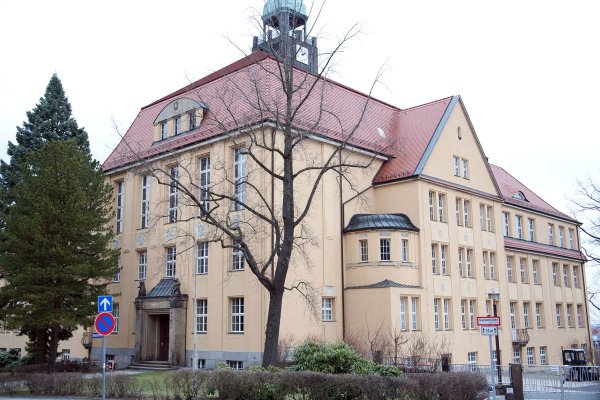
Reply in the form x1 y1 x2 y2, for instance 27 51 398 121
489 334 496 400
102 335 106 400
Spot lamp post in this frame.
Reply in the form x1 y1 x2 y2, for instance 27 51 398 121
488 289 502 384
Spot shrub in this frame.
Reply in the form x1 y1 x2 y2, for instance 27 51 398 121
24 373 86 397
292 341 399 376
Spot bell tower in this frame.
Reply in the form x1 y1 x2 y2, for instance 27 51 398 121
252 0 318 74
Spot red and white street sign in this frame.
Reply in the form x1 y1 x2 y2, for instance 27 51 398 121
95 312 116 336
477 316 501 326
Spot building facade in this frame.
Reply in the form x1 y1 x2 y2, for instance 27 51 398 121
93 1 591 369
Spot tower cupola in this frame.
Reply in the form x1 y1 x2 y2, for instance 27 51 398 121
252 0 318 74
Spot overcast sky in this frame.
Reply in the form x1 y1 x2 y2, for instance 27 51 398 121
1 2 599 236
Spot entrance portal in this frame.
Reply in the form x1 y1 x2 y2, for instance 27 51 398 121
157 314 169 361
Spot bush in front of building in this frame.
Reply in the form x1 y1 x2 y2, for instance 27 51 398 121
291 341 400 376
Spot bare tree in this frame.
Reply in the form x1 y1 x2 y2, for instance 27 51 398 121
116 2 389 367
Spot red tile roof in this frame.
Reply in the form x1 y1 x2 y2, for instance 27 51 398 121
504 237 586 262
490 164 577 223
102 52 402 172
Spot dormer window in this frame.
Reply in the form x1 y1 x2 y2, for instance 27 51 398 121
513 191 528 201
153 98 208 142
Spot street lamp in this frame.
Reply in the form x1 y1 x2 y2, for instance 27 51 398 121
488 289 502 384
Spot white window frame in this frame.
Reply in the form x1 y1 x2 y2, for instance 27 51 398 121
482 252 488 279
441 245 447 275
569 228 575 249
469 300 476 330
458 248 464 277
520 258 527 283
463 199 470 227
461 158 469 179
401 239 408 262
140 175 150 229
556 304 563 327
434 298 440 330
231 298 244 333
400 297 407 331
566 304 573 327
168 165 178 223
523 302 530 328
510 302 517 329
486 205 493 231
233 147 247 210
166 246 176 277
174 116 181 135
507 256 513 282
380 238 391 261
196 299 207 333
577 304 583 327
526 347 535 365
359 239 368 263
515 215 523 239
322 297 333 321
490 252 496 280
532 260 539 284
528 218 535 241
232 245 245 271
410 297 418 331
429 191 435 221
573 266 579 288
160 121 167 139
548 224 554 245
138 250 147 280
466 249 473 278
453 156 460 177
443 299 450 330
199 155 210 214
563 264 570 287
437 193 445 222
196 242 209 274
189 110 197 130
431 244 438 274
116 181 124 234
539 347 547 365
502 212 510 237
113 303 119 333
536 303 543 328
226 360 244 370
559 226 565 247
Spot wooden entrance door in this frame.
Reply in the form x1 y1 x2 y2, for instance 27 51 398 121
158 314 169 361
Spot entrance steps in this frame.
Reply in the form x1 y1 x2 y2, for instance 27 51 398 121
128 360 179 371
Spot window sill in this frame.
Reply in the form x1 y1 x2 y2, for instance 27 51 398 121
228 332 244 335
230 269 245 273
195 272 208 276
192 331 207 335
322 320 335 323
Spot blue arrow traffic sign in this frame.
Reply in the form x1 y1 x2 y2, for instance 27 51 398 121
98 296 113 313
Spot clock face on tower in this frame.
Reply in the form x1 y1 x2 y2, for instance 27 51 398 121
296 44 309 65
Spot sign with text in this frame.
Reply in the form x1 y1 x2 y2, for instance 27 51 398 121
480 326 498 336
477 316 500 326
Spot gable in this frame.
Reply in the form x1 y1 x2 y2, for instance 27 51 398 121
420 99 499 196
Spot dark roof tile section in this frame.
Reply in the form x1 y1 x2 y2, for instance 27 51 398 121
147 278 177 297
344 213 419 233
504 237 586 262
490 164 577 223
346 279 421 290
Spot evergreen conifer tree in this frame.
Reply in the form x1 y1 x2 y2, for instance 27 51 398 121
0 141 116 373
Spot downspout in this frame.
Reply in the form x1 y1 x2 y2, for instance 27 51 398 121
577 224 594 362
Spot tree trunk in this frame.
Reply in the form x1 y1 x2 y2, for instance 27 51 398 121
46 326 59 374
262 289 284 367
33 328 48 364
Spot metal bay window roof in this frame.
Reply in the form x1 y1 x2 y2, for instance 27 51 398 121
344 213 419 233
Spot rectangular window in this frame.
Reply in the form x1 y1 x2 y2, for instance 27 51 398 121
532 260 540 284
536 303 543 328
467 352 477 367
510 302 517 329
443 299 450 330
231 298 244 333
515 215 523 239
528 218 535 241
522 349 534 367
322 298 333 321
438 194 445 222
359 239 368 263
233 147 247 210
196 299 207 333
463 200 470 227
400 297 407 331
566 304 573 327
431 244 438 274
506 256 514 283
469 300 476 330
486 205 493 231
453 156 460 177
523 302 530 328
458 248 464 277
166 246 176 277
380 238 391 261
441 245 447 275
513 348 521 364
226 360 244 370
569 228 575 249
556 304 563 328
174 116 181 135
138 250 147 280
559 227 565 247
113 303 119 333
196 242 209 274
197 359 206 369
490 252 496 280
456 198 461 226
482 251 488 279
563 264 570 287
577 304 583 327
62 349 70 361
401 239 408 262
168 165 178 223
189 111 196 130
520 258 528 283
552 263 559 286
461 158 469 179
539 347 547 365
116 181 124 234
411 297 418 331
199 156 210 214
573 265 579 288
548 224 554 245
429 191 435 221
461 300 467 330
140 175 150 229
113 254 121 282
466 249 473 278
160 121 167 139
232 245 245 271
502 212 510 237
434 298 440 330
